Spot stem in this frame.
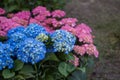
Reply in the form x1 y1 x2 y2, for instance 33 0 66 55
27 0 37 25
27 10 32 25
34 64 39 80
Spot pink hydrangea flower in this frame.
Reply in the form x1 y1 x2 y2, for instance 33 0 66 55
14 11 30 20
0 17 21 36
44 18 53 24
75 23 92 34
30 18 41 25
77 33 93 43
70 55 79 67
44 18 62 28
0 17 7 22
52 10 66 18
0 8 5 15
61 18 78 27
74 45 86 56
61 25 76 35
12 17 28 26
34 15 46 22
32 6 47 15
0 31 6 36
84 44 99 58
51 19 62 28
32 6 51 17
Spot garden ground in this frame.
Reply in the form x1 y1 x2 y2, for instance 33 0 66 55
64 0 120 80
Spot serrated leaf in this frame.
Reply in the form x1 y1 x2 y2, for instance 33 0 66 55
14 60 24 71
58 62 75 77
58 62 68 77
2 69 15 79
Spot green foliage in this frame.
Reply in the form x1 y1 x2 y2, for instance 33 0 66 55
45 53 59 62
67 70 87 80
0 0 66 13
14 60 24 71
2 69 15 79
58 62 75 77
18 65 35 79
0 53 94 80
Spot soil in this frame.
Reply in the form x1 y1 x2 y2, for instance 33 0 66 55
64 0 120 80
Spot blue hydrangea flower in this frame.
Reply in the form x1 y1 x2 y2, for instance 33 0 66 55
0 43 14 70
17 38 46 64
6 32 27 56
24 23 48 38
51 30 76 54
9 32 27 43
7 26 25 37
2 43 14 56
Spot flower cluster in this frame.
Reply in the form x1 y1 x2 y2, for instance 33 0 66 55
51 30 76 54
0 43 14 70
5 23 47 64
0 23 77 70
17 38 46 64
0 17 21 36
0 6 99 69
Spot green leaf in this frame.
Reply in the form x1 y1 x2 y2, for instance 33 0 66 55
2 69 15 79
19 65 35 79
67 63 76 73
67 70 87 80
19 64 35 74
45 53 59 61
58 62 76 77
21 73 35 79
86 57 94 73
77 67 86 73
58 62 68 77
14 75 25 80
66 53 74 61
45 75 54 80
14 60 24 71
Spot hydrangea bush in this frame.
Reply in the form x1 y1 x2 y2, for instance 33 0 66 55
0 7 99 80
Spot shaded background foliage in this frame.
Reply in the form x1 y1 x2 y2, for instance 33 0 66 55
0 0 66 13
